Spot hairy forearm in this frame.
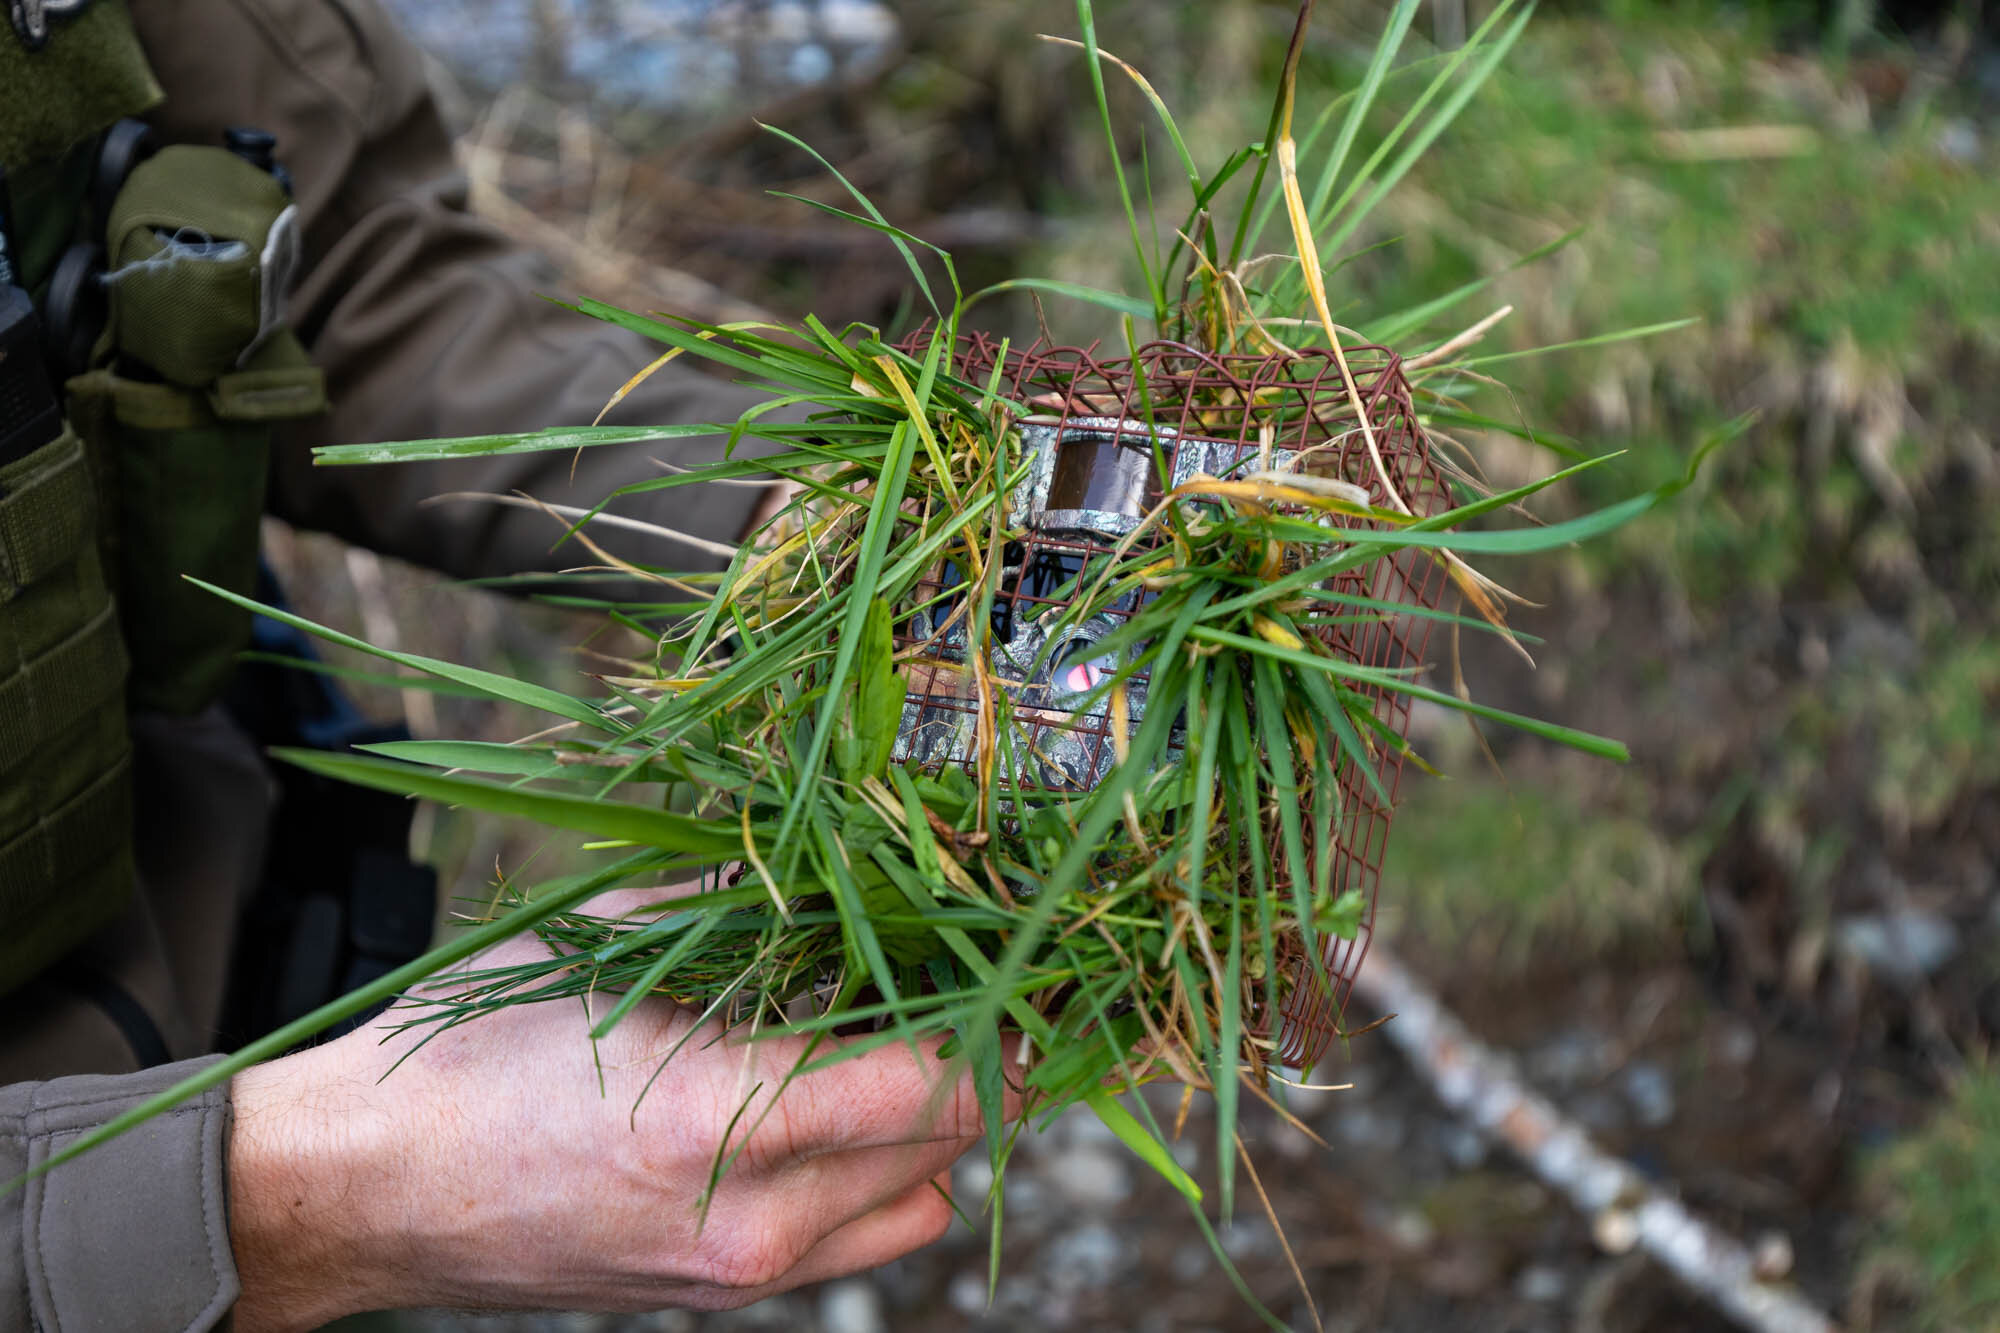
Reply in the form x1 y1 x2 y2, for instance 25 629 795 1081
227 1055 413 1331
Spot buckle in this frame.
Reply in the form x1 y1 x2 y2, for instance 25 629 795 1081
8 0 92 52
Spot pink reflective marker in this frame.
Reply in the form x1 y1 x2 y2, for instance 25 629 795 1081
1064 662 1109 692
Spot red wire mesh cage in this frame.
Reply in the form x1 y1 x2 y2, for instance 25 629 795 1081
890 330 1451 1071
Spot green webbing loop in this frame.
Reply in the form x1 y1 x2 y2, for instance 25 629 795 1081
0 598 126 775
211 363 327 421
0 0 160 170
0 756 133 988
0 423 94 600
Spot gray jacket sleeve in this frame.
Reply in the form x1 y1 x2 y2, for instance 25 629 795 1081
0 1058 236 1333
132 0 789 582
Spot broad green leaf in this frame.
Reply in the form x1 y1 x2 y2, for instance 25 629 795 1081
360 739 577 777
1315 888 1367 941
848 600 904 780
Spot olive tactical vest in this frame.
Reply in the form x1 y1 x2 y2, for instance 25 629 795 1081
0 0 326 993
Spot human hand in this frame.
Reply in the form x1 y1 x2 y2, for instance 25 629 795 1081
226 886 1007 1331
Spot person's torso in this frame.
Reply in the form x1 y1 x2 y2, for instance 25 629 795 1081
1 0 323 1073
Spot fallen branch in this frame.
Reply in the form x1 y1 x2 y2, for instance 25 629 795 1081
1350 944 1838 1333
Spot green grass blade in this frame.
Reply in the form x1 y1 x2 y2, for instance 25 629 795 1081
1304 0 1422 224
1315 0 1534 262
586 910 727 1039
360 739 590 779
810 810 904 1011
962 277 1156 320
235 652 496 701
273 750 753 855
1368 226 1584 347
191 579 609 728
1416 402 1586 463
768 410 920 871
1072 0 1165 324
1054 36 1199 194
1252 655 1319 962
1086 1092 1201 1205
312 423 738 466
759 122 950 312
1452 317 1702 368
1183 628 1629 759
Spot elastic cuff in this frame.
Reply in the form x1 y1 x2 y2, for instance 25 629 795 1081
16 1056 238 1332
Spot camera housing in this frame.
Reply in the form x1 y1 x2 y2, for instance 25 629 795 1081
892 416 1295 790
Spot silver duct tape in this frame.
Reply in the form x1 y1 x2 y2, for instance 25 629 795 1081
1010 416 1296 536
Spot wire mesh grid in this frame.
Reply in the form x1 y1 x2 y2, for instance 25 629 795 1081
894 331 1450 1070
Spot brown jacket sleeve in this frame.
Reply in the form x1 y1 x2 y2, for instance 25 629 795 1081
131 0 787 581
1 1059 236 1333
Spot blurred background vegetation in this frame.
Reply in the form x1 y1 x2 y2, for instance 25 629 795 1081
298 0 1998 1326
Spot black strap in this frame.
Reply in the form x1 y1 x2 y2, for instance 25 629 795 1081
54 964 172 1067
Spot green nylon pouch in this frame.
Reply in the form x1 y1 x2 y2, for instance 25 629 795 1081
67 332 325 716
0 0 161 170
0 424 134 997
105 146 299 388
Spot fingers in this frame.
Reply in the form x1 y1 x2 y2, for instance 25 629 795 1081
780 1032 1026 1155
784 1171 957 1285
803 1134 975 1231
707 1172 957 1308
699 1115 973 1283
566 877 724 921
